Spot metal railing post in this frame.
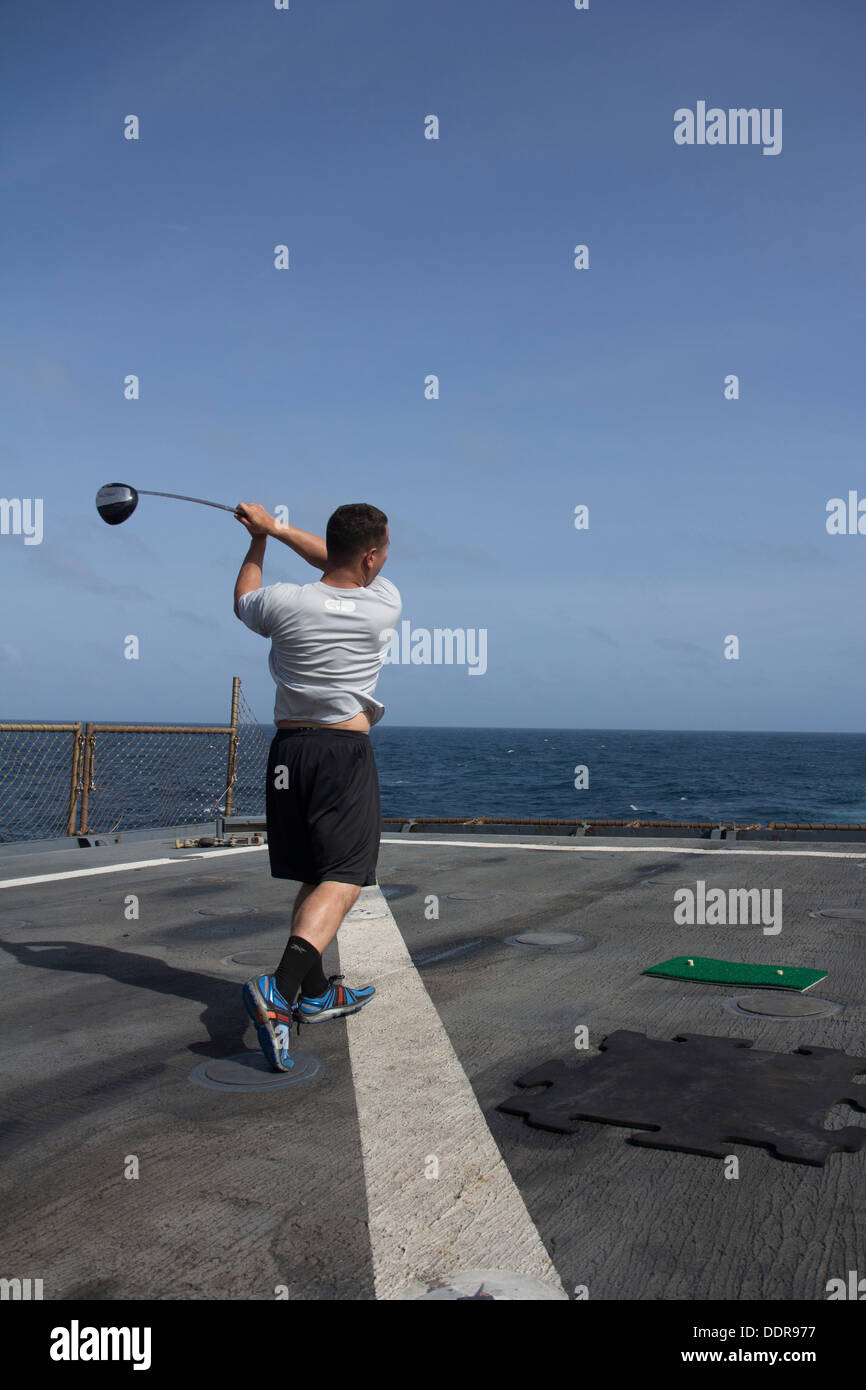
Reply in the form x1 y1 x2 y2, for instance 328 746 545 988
66 722 84 835
224 676 240 817
79 723 95 835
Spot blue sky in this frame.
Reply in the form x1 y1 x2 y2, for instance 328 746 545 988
2 0 865 730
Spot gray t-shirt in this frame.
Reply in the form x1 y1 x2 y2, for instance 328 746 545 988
236 574 402 725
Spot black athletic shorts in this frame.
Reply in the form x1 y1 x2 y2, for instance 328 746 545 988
265 728 381 887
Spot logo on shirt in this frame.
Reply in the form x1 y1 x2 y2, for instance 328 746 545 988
323 598 356 613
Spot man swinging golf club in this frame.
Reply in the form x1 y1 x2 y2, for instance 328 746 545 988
233 501 401 1071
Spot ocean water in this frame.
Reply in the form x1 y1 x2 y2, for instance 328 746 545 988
369 727 866 825
2 726 865 841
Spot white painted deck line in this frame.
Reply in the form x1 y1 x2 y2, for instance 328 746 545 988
0 856 184 889
337 889 566 1301
2 834 864 891
0 844 271 889
381 837 866 860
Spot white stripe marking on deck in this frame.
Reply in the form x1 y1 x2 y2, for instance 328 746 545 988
0 857 185 889
2 834 864 890
0 845 270 889
337 889 566 1301
381 837 866 860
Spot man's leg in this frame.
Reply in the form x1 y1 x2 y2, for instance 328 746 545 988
269 730 379 1018
291 881 315 928
292 880 360 954
273 879 361 1005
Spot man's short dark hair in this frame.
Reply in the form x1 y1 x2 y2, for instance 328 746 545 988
326 503 388 565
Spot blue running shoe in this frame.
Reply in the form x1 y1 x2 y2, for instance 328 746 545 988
294 973 375 1024
242 975 295 1071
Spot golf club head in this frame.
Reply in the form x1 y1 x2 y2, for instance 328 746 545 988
96 483 139 525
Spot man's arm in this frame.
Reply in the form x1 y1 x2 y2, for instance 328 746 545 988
272 520 328 569
235 503 328 570
234 535 267 616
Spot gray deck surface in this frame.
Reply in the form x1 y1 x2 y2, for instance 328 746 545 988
1 830 865 1300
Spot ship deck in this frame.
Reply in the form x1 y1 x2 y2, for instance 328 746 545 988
1 828 865 1300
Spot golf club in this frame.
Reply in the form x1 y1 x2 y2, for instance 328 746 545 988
96 482 241 526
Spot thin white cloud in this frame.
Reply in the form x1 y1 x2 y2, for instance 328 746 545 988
0 643 23 670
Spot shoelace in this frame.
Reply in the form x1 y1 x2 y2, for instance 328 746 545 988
293 974 347 1036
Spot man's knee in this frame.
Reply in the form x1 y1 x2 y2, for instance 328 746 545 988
319 879 361 903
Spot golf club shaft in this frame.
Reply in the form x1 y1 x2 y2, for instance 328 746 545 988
138 489 238 514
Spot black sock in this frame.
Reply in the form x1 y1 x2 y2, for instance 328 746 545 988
274 936 328 1004
298 950 329 999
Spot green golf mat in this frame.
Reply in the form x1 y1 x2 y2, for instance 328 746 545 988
643 956 827 991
